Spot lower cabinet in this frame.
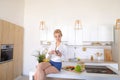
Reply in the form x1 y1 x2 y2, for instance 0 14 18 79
0 62 7 80
0 61 13 80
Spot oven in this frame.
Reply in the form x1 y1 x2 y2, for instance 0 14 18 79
0 44 13 62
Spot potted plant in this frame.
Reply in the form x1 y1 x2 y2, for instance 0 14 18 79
33 49 49 63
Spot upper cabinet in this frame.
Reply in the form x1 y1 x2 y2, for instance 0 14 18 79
83 25 114 42
68 27 82 45
9 23 15 44
1 20 10 44
98 25 113 41
40 25 114 45
0 20 2 43
0 20 15 44
83 26 98 42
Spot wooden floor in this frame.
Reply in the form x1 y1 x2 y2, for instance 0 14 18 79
15 76 81 80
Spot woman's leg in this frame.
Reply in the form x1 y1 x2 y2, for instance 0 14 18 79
44 66 59 75
34 62 51 80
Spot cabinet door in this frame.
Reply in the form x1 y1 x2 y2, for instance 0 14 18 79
75 30 83 45
83 26 91 41
13 25 19 78
0 61 13 80
90 26 98 41
1 20 10 44
9 23 15 44
68 27 75 45
98 26 113 41
13 25 23 78
0 65 1 80
0 20 2 43
83 26 98 42
119 41 120 70
6 61 14 80
1 20 15 44
17 26 24 75
117 30 120 70
0 63 7 80
68 27 83 45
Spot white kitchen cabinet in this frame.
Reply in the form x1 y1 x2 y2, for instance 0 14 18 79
68 27 82 45
90 26 98 41
40 30 47 41
75 30 83 45
60 26 68 42
83 26 98 42
83 25 113 42
98 25 113 41
46 26 69 42
40 25 113 45
68 27 75 45
83 26 91 41
47 27 54 41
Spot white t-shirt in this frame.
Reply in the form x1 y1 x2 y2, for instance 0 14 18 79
46 42 67 62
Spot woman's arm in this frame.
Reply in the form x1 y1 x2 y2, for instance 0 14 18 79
46 50 57 59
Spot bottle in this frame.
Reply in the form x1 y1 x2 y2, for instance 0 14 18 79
91 55 94 61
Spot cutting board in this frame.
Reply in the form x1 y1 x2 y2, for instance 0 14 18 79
104 49 112 61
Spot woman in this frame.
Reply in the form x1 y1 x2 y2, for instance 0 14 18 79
34 29 66 80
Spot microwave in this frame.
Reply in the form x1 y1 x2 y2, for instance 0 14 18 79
0 44 13 62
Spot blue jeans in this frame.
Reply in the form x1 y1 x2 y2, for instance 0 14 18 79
49 60 62 71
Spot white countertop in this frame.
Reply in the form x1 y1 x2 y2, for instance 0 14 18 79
47 69 120 80
47 61 120 80
29 61 120 80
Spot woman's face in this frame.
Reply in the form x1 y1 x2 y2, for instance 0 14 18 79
54 33 62 42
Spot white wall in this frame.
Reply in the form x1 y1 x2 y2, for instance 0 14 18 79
0 0 24 26
24 0 120 75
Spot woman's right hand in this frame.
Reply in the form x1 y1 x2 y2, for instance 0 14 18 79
49 50 56 54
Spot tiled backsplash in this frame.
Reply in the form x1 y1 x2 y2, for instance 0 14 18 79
66 46 104 61
40 45 108 61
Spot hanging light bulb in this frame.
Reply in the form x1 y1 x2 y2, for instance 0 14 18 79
40 21 45 30
74 20 82 30
116 19 120 30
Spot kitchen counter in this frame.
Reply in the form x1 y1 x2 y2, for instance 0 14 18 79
47 69 120 80
0 60 13 64
64 60 119 70
29 61 120 80
47 61 120 80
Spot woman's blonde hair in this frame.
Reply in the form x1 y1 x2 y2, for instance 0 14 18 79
54 29 62 36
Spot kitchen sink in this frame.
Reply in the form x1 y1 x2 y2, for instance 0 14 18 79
85 65 117 74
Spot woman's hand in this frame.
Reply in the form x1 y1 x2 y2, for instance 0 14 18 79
49 50 62 57
49 50 56 54
55 50 62 57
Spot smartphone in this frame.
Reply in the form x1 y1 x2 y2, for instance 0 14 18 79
55 50 59 54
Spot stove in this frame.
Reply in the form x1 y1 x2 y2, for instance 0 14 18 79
85 65 117 74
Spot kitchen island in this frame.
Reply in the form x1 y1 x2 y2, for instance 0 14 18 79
29 61 120 80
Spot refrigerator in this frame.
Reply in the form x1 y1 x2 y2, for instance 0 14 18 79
112 28 120 71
